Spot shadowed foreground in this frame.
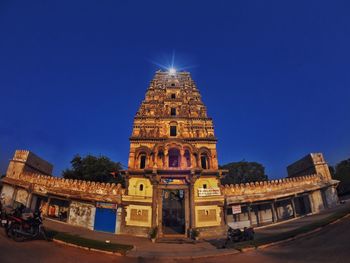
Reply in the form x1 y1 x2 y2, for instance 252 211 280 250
0 216 349 263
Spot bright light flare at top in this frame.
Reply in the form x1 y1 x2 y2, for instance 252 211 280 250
168 67 177 75
148 51 197 74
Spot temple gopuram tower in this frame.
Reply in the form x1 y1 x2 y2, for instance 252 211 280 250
121 70 225 238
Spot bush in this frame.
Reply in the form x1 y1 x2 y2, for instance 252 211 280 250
190 228 200 239
149 227 158 239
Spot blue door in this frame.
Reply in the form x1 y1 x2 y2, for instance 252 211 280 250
94 208 117 233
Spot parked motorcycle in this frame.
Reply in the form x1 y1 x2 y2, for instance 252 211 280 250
6 206 47 242
0 194 7 227
223 226 255 248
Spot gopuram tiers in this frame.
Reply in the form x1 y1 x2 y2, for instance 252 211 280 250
127 70 218 172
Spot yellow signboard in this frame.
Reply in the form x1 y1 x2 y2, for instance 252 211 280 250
198 188 221 197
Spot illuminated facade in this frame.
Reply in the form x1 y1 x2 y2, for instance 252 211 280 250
121 70 226 237
0 70 340 239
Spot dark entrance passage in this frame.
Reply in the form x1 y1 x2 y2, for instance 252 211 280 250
162 189 185 235
294 195 312 216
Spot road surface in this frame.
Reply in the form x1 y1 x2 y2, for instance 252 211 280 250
0 216 349 263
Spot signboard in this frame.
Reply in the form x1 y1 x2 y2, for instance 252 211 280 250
96 202 117 209
198 188 221 197
160 178 186 185
232 205 242 214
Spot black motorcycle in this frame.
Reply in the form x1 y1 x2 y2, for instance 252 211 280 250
6 208 47 242
0 195 7 227
223 226 255 248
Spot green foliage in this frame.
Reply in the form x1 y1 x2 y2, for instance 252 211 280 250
333 158 350 195
220 161 268 185
190 228 200 239
46 229 133 254
149 227 158 239
62 154 124 185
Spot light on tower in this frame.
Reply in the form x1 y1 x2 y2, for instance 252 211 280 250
168 68 176 75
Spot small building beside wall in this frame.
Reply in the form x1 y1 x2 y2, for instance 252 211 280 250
224 153 339 229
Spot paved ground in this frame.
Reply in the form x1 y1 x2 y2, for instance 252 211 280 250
182 214 350 263
0 202 349 262
1 214 350 263
41 201 350 258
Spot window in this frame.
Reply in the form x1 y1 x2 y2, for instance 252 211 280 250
139 184 144 191
169 148 180 167
171 93 176 99
203 184 207 189
201 153 209 169
140 154 146 169
171 108 176 116
171 83 175 87
170 126 177 136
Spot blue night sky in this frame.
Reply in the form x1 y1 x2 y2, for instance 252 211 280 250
1 1 349 179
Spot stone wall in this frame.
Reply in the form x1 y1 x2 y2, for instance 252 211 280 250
68 201 96 230
195 205 222 227
323 186 339 208
310 190 325 213
2 172 123 203
223 174 329 203
124 204 152 228
1 184 15 206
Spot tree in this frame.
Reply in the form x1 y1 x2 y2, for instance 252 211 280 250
62 154 124 185
220 161 268 185
333 158 350 195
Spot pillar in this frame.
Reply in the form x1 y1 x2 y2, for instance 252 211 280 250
151 183 158 228
115 207 123 234
147 154 152 168
164 150 169 168
25 193 33 209
180 149 186 168
11 187 18 207
46 196 51 216
247 203 252 227
271 201 278 222
308 192 314 213
291 197 297 218
190 154 195 168
189 182 196 228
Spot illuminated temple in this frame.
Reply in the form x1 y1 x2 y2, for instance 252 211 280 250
0 70 340 238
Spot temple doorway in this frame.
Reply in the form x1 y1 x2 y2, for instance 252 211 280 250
162 189 185 235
